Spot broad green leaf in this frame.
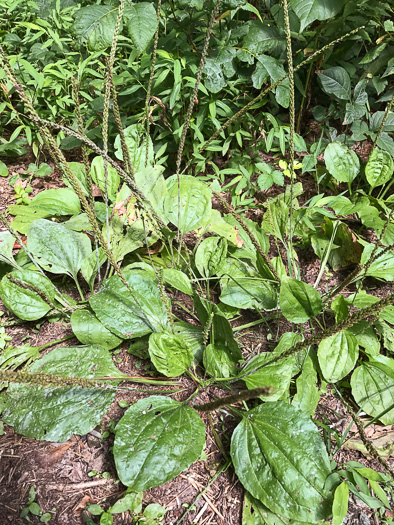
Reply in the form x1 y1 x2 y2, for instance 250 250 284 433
195 236 227 277
243 21 285 56
318 331 359 383
6 205 51 235
110 491 142 514
224 214 269 260
362 247 394 281
81 247 107 293
163 268 193 295
324 142 360 183
0 231 22 269
90 156 120 201
2 345 123 441
114 396 205 490
123 2 157 54
163 175 212 233
290 0 343 32
350 321 380 356
134 165 167 218
332 481 349 525
174 321 204 363
351 356 394 425
30 188 81 216
63 162 89 196
252 54 289 108
73 5 119 51
365 148 394 189
292 355 320 416
148 332 193 377
0 270 56 321
231 401 332 522
27 219 91 281
99 512 113 525
203 342 239 378
0 160 8 176
241 333 301 401
279 278 322 323
89 270 167 338
220 277 278 310
317 67 351 100
114 124 154 171
71 309 122 350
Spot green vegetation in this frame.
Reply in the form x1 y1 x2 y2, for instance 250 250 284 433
0 0 394 523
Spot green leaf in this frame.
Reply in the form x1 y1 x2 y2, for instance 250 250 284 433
220 277 278 310
29 502 42 516
113 396 205 490
163 175 212 233
332 481 349 525
0 270 56 321
90 156 120 201
134 165 167 218
231 401 332 522
241 332 301 401
27 219 91 281
290 0 343 32
40 513 52 523
0 231 22 269
6 205 51 235
73 5 119 51
362 247 394 281
243 21 285 56
162 269 193 295
30 189 81 216
81 247 107 293
351 356 394 425
148 331 193 377
195 236 227 278
318 331 359 383
87 504 104 516
174 321 204 363
71 309 122 350
63 162 89 196
279 277 322 323
317 67 351 100
123 2 157 54
252 55 289 108
365 148 394 189
0 160 8 177
114 124 154 171
324 142 360 183
2 345 122 441
203 342 239 378
143 503 167 519
100 512 113 525
89 270 167 338
292 355 320 416
110 491 143 514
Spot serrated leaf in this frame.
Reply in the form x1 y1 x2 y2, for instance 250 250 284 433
0 270 56 320
318 331 359 383
148 331 193 377
114 396 205 490
365 148 394 189
89 270 167 338
231 401 332 523
71 309 122 350
2 345 122 441
290 0 343 32
351 356 394 425
27 219 91 281
30 189 81 216
163 175 212 233
279 278 322 323
317 67 351 100
73 5 119 51
123 2 156 54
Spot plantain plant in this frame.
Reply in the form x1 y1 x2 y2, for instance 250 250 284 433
0 1 394 524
